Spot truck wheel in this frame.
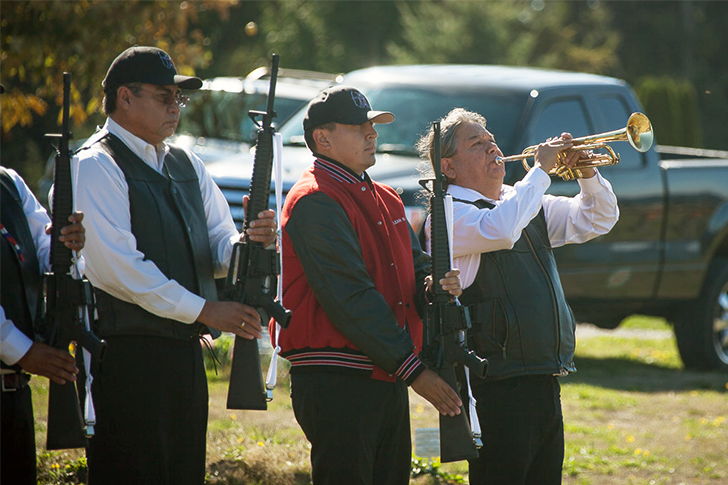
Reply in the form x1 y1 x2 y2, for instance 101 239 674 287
674 258 728 371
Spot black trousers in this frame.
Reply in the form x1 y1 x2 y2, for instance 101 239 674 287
87 336 208 485
468 374 564 485
1 382 36 485
291 372 411 485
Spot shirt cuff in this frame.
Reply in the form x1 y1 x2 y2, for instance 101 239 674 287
177 292 208 324
0 325 33 366
577 169 606 193
396 352 426 386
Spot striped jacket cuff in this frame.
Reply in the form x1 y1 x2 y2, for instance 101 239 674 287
396 353 425 386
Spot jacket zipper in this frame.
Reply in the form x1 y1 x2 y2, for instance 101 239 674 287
523 230 564 374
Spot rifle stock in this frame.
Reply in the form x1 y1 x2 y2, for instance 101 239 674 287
224 54 292 411
437 367 477 462
420 121 488 463
42 72 107 450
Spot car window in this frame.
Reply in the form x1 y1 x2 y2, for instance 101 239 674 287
279 87 526 156
528 98 594 148
526 98 617 177
178 90 311 144
240 94 309 143
178 90 247 142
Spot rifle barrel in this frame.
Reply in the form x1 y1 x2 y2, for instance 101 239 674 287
265 54 280 123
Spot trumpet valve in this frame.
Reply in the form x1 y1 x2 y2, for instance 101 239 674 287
554 165 580 181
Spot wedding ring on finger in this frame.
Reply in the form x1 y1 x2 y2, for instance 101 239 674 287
241 321 246 328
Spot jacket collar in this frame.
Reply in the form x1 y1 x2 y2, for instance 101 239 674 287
312 154 367 185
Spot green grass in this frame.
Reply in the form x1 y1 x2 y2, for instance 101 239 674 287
618 315 672 331
30 318 728 484
561 320 728 485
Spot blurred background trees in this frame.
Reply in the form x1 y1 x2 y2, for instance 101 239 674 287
2 0 726 189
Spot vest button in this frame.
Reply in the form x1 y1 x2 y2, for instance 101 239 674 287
172 187 178 194
377 221 382 226
361 187 366 192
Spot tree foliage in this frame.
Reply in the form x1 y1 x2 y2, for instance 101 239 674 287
388 0 618 74
1 0 234 181
609 0 727 149
636 76 702 147
256 0 403 73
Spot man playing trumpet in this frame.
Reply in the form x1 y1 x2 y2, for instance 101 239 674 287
416 108 619 485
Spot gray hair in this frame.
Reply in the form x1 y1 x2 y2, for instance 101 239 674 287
415 108 487 185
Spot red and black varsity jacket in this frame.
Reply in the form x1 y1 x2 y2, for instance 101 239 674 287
274 157 430 384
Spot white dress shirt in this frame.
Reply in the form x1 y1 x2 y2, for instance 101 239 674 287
0 169 52 365
72 118 240 325
425 167 619 289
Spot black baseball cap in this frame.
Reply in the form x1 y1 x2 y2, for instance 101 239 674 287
303 85 394 131
102 46 202 93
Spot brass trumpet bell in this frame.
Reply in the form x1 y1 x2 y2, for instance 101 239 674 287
495 112 654 181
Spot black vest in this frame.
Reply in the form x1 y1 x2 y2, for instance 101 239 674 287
0 168 42 367
89 135 219 339
457 199 577 379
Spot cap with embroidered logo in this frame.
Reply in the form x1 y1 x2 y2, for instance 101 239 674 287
102 46 202 93
303 85 394 131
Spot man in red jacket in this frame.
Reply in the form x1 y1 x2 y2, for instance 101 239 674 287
277 85 463 485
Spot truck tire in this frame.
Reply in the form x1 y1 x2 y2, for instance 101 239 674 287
674 258 728 371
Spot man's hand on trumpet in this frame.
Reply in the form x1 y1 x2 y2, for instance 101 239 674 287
534 133 597 179
533 133 573 174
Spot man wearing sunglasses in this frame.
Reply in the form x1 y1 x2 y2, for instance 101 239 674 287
71 46 277 484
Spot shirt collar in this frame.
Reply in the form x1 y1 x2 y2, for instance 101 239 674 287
104 118 170 174
448 184 505 204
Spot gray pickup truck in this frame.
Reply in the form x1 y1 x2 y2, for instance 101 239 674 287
206 64 728 372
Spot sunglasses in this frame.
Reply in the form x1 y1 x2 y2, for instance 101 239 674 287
136 87 190 108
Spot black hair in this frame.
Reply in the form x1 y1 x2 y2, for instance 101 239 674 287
102 82 143 116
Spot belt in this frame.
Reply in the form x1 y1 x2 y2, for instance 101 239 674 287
1 372 31 392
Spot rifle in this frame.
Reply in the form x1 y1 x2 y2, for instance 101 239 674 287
419 121 488 463
223 54 292 410
41 72 107 450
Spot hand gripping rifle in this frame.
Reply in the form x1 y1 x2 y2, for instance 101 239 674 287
223 54 292 410
42 72 107 449
419 121 488 463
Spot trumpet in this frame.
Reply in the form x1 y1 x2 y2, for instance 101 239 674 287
495 112 654 181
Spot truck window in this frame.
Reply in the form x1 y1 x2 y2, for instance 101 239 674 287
527 98 593 149
369 88 524 156
595 96 645 170
279 87 526 157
